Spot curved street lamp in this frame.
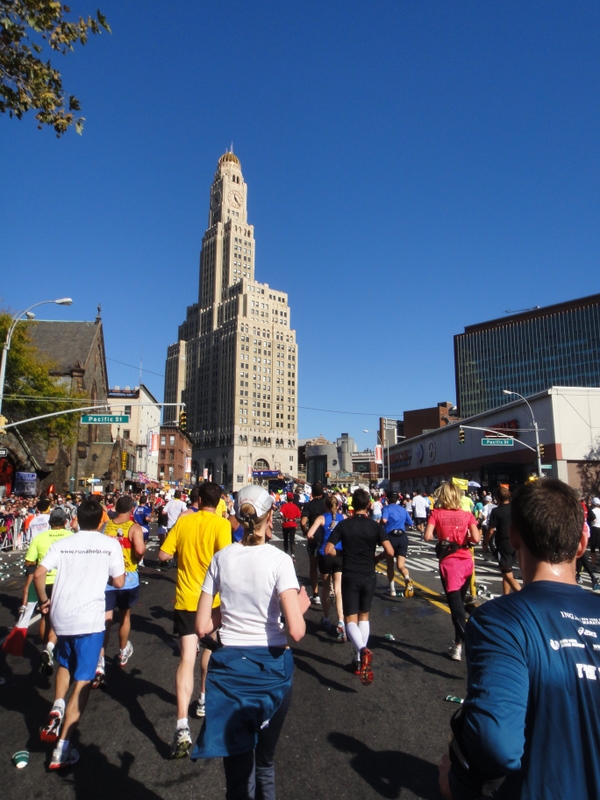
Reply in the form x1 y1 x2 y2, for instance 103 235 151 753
502 389 543 478
0 298 73 417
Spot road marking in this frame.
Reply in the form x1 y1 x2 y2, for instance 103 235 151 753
376 565 450 614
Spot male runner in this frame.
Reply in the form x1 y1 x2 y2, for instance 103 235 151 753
22 507 73 675
381 492 415 597
93 495 146 686
326 488 393 685
439 478 600 800
159 482 231 758
35 498 124 769
280 492 301 561
486 486 521 595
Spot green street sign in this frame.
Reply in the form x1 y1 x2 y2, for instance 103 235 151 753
81 415 130 424
541 464 552 470
481 437 514 446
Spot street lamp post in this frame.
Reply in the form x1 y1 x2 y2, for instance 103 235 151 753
502 389 543 478
0 298 73 417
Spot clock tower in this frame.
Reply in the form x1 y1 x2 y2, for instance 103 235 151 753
164 150 298 492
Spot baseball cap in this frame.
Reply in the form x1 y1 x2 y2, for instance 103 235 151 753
49 507 68 525
235 485 274 519
287 492 294 500
592 498 600 507
484 495 492 502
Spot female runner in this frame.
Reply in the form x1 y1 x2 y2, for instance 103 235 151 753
193 484 310 799
424 481 480 661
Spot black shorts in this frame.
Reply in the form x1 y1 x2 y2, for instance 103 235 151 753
307 538 318 557
318 553 343 575
105 587 139 612
590 529 600 552
173 609 197 638
387 531 409 558
497 541 517 571
341 573 376 616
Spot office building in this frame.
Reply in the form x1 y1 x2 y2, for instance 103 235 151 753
454 294 600 417
164 151 298 490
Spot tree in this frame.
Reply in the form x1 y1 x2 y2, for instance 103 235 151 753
0 312 85 444
0 1 110 136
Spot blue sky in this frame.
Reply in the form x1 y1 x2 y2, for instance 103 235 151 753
2 1 599 451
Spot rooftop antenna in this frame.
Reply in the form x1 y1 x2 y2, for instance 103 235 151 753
504 306 540 314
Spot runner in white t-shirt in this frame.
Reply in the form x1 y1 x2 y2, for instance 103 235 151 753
34 498 125 770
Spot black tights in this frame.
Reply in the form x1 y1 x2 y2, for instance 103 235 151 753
282 527 296 556
440 572 470 643
223 685 292 800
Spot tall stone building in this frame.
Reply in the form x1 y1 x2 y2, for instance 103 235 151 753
164 151 298 490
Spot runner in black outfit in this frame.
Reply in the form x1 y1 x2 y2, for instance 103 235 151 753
301 482 326 605
326 488 394 685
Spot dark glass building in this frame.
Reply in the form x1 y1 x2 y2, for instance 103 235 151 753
454 294 600 417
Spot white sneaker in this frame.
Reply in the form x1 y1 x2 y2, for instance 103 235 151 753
195 697 206 717
449 643 462 661
171 725 192 759
118 641 134 667
387 587 397 597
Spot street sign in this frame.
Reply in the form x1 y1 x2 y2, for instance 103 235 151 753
481 438 514 446
541 464 552 470
81 414 130 424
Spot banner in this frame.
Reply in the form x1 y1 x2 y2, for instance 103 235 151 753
452 477 469 490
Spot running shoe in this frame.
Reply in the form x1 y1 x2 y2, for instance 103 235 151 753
359 647 374 686
118 641 134 667
449 643 462 661
404 580 415 598
171 725 192 759
320 616 332 631
336 621 347 642
49 745 79 770
195 697 206 718
387 586 397 597
576 574 584 585
311 595 321 605
92 656 106 690
40 648 55 677
351 659 361 675
40 703 64 744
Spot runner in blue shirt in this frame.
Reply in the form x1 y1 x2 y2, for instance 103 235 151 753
381 492 414 597
440 478 600 800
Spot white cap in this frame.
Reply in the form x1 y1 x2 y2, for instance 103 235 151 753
592 497 600 507
235 485 274 520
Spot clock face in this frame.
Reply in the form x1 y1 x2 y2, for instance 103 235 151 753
210 190 221 210
228 189 242 208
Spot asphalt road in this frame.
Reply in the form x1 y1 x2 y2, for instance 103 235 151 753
0 523 531 799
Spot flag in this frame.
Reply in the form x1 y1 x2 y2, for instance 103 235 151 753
1 602 37 656
452 477 469 491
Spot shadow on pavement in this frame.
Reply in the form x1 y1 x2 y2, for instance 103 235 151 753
106 666 175 759
328 731 439 799
371 636 463 681
292 647 357 693
55 745 166 799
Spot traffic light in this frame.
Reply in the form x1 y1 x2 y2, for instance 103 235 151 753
459 427 465 444
121 452 127 470
179 409 187 431
538 443 545 459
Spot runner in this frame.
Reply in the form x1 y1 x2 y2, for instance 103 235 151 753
93 495 146 686
158 482 232 758
301 481 327 604
380 492 415 597
22 507 73 675
34 498 125 769
486 487 521 595
424 482 480 661
307 495 346 638
325 488 394 684
192 484 310 798
279 491 301 562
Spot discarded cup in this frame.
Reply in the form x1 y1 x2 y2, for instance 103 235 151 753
384 634 396 641
444 695 464 704
12 749 29 768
